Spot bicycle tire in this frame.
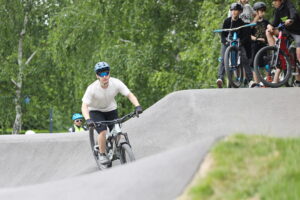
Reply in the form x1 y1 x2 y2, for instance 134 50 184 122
89 127 102 170
286 46 298 87
254 46 291 88
120 143 135 164
224 45 244 88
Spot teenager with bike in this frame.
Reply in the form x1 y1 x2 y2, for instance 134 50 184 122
216 3 251 88
81 61 143 164
249 2 270 87
266 0 300 86
228 0 256 81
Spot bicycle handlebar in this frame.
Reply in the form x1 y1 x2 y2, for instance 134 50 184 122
213 23 256 33
277 23 286 30
94 112 136 126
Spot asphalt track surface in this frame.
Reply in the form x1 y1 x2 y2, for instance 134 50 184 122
0 88 299 200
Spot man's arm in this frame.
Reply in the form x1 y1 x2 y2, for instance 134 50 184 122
81 102 90 120
127 92 140 107
286 0 298 21
271 9 280 27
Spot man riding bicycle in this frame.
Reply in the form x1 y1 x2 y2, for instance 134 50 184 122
266 0 300 86
81 61 143 164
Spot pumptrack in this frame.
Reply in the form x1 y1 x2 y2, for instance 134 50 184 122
0 88 299 200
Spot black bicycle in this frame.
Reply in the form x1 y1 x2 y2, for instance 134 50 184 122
89 112 136 170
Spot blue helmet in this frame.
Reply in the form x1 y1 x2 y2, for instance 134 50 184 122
72 113 83 121
94 62 110 73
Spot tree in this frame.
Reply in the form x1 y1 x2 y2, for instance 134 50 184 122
0 0 70 134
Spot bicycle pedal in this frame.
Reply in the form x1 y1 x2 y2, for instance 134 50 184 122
94 145 99 151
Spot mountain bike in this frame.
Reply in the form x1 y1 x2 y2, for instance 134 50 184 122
253 23 296 88
214 23 256 88
89 112 136 170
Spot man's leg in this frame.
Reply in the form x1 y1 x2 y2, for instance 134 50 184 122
241 46 253 84
266 29 279 46
90 110 110 164
217 44 227 88
98 130 107 153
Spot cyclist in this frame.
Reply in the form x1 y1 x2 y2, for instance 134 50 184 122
216 3 250 88
266 0 300 86
68 113 88 133
81 61 143 164
249 2 270 87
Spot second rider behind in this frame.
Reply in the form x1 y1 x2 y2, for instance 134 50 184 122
81 61 143 164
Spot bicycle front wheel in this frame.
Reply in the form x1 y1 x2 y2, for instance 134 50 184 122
254 46 291 88
224 45 244 88
120 143 135 164
89 127 101 169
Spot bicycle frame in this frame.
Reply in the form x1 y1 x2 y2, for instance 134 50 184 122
274 29 289 71
229 32 240 66
105 123 131 161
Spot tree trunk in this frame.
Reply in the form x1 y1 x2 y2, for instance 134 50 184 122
12 14 28 135
12 85 22 134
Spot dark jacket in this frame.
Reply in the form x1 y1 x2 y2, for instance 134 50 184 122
221 17 250 46
272 0 300 34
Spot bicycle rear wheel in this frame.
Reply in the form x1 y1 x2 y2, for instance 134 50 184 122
254 46 291 88
224 46 244 88
120 143 135 164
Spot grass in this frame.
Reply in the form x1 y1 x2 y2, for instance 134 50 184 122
182 134 300 200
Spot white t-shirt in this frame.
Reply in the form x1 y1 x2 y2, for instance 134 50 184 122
82 77 130 112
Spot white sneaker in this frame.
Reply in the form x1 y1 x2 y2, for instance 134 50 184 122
248 81 257 88
98 153 110 164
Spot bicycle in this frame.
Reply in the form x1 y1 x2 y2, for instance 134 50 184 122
89 112 136 170
214 23 256 88
253 23 298 88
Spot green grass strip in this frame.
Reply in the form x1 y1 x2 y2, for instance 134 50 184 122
184 134 300 200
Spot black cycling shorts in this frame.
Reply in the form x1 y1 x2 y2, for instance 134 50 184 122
89 110 118 133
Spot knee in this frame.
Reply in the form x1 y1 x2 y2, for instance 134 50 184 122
265 30 271 38
99 130 107 136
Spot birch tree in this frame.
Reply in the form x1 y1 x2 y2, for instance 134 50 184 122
12 11 38 134
0 0 68 134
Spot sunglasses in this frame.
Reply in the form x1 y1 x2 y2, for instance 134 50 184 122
75 119 82 122
98 71 110 77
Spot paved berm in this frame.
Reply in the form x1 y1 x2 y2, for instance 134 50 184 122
0 88 299 200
